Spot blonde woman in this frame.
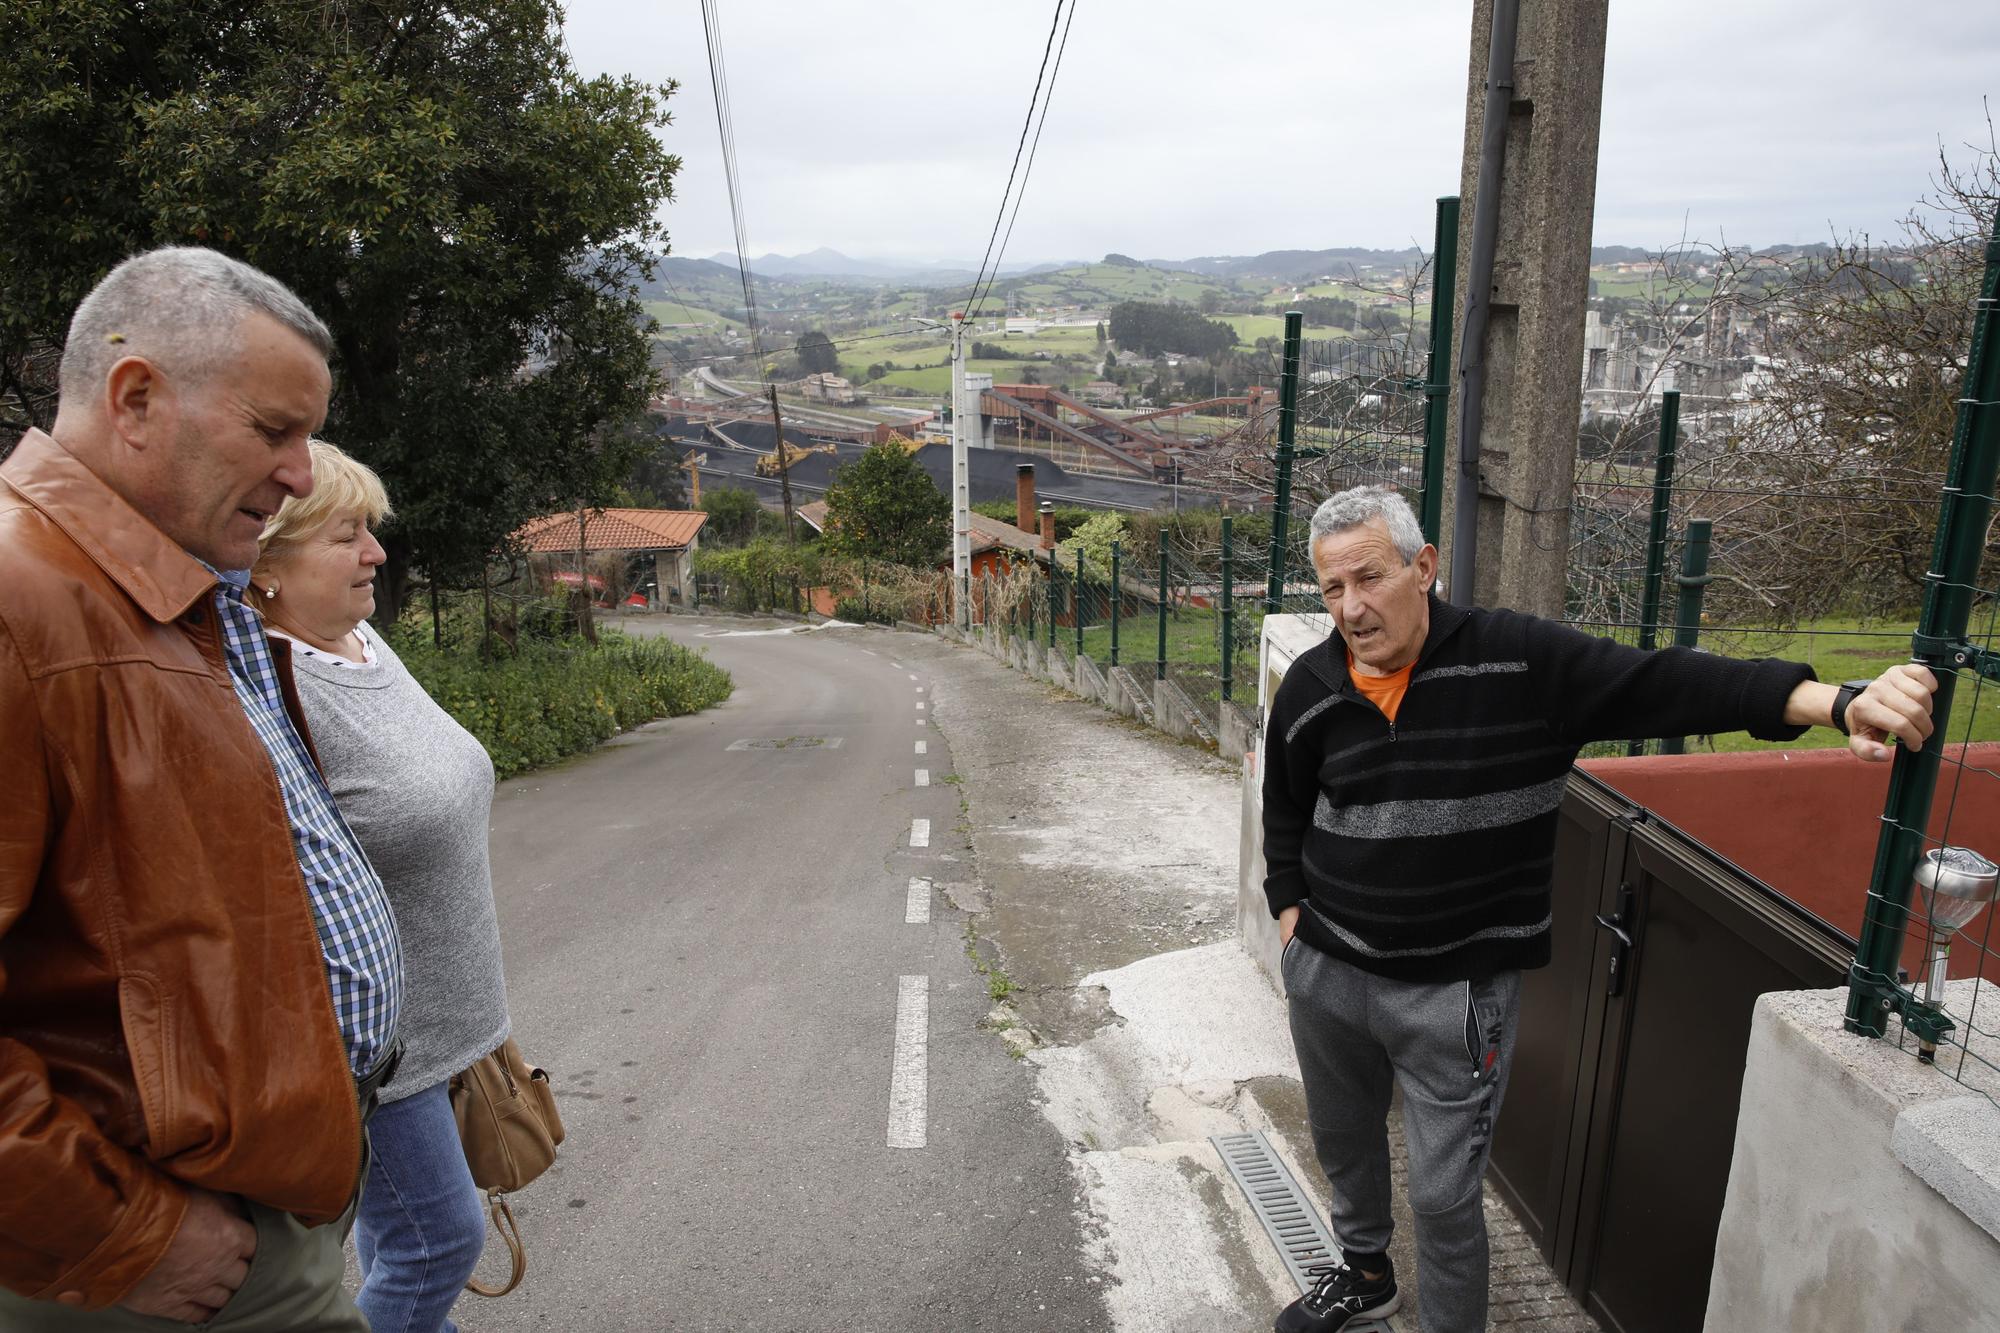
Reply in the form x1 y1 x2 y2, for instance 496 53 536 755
251 441 510 1333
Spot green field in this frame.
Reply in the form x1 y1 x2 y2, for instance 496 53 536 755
1002 262 1235 307
1291 280 1392 303
643 298 744 330
1220 313 1357 342
1586 267 1727 302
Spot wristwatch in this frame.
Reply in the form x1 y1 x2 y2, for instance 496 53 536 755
1830 679 1871 736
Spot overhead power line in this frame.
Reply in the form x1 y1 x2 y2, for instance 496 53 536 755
698 0 766 369
962 0 1078 322
970 1 1078 322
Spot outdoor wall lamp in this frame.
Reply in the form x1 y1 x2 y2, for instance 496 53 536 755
1911 845 2000 1063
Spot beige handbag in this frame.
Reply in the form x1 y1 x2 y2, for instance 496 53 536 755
449 1039 566 1297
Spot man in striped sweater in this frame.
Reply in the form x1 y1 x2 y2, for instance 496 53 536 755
1262 485 1936 1333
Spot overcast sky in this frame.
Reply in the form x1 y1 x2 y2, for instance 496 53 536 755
561 1 1998 265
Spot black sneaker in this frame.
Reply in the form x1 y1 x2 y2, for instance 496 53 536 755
1273 1257 1401 1332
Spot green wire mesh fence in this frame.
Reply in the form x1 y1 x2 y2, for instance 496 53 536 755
1552 217 2000 1100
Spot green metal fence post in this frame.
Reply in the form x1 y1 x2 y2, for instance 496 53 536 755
1110 540 1122 666
1265 310 1305 612
1637 390 1682 653
1046 562 1057 649
1845 213 2000 1041
1156 531 1169 682
1629 389 1684 756
1658 519 1713 757
1419 196 1461 546
1220 516 1236 703
1074 549 1087 660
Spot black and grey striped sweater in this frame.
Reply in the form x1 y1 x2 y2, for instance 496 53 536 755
1262 595 1814 982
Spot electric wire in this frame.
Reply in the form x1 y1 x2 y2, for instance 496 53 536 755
960 1 1070 321
968 0 1078 324
698 0 766 370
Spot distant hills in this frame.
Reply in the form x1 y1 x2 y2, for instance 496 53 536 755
698 248 1074 283
644 241 1852 317
1150 247 1424 282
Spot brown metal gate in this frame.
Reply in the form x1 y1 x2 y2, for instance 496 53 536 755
1488 771 1851 1333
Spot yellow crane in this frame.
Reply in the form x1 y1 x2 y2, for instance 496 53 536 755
755 438 835 477
679 451 709 506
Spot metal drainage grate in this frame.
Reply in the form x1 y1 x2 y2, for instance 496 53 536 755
725 736 844 751
1211 1130 1340 1296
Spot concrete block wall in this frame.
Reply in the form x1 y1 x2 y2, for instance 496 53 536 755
1705 986 2000 1332
938 624 1233 758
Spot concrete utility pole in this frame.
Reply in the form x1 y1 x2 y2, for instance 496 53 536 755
1440 0 1608 616
766 384 796 543
949 312 973 630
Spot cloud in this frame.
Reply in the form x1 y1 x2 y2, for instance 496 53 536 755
562 0 2000 262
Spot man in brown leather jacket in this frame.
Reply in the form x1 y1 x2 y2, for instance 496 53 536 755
0 249 403 1329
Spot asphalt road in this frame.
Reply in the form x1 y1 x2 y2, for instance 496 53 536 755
461 614 1106 1332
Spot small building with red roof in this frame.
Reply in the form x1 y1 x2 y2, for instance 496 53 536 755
514 507 709 607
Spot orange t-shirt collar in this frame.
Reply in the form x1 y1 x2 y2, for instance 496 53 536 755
1346 652 1415 723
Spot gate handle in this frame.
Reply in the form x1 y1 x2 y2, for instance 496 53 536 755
1593 913 1634 949
1593 882 1639 998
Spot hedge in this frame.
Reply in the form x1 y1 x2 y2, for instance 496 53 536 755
397 630 733 778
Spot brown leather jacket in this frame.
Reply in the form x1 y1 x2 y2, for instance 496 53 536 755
0 431 360 1308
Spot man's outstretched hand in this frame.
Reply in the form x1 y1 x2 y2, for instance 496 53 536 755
1844 664 1939 762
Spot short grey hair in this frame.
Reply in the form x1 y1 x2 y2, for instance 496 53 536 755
58 247 333 405
1308 484 1426 564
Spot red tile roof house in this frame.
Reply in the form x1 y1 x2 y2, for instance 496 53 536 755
798 471 1055 623
514 508 709 608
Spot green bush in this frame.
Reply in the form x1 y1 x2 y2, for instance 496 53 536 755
833 596 895 625
971 498 1097 541
397 630 733 779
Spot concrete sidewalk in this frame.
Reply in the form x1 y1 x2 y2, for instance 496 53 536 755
909 627 1599 1333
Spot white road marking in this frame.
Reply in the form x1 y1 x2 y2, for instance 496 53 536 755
908 673 918 681
915 740 927 755
887 975 929 1149
863 649 879 657
915 769 929 786
905 876 931 925
910 818 930 848
916 701 926 710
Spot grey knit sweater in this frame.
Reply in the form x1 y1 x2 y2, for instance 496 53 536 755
284 626 511 1102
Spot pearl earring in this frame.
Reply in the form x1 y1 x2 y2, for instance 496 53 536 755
262 584 279 598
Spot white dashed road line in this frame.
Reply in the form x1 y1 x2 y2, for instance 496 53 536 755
915 769 929 787
909 818 930 848
905 877 931 925
887 975 929 1149
915 740 927 755
916 701 926 710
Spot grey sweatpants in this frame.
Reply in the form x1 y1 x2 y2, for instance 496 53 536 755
1284 938 1522 1333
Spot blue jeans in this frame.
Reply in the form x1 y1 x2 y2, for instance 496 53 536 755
354 1080 487 1333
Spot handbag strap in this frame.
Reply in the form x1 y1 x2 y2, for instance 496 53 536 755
466 1191 528 1298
